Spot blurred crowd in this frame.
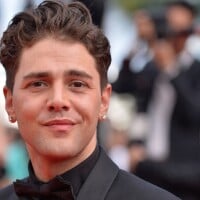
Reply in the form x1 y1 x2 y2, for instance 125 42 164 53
106 1 200 200
0 0 200 200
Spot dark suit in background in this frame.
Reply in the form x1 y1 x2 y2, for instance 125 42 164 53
135 58 200 199
170 59 200 162
134 1 200 199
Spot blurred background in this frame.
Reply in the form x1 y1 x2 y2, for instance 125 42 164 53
0 1 200 200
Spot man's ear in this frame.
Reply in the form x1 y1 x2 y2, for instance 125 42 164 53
3 86 16 123
99 84 112 121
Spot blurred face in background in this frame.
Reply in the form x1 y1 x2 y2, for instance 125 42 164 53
166 5 194 33
134 10 156 42
166 5 194 53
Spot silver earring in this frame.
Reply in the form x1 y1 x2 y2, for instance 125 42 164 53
102 115 107 120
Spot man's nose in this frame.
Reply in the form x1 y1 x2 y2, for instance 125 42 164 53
47 85 70 112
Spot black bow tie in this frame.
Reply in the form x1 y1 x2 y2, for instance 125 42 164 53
14 177 75 200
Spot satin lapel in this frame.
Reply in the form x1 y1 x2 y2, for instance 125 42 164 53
77 148 119 200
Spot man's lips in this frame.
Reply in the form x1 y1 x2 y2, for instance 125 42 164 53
44 119 76 126
43 119 76 132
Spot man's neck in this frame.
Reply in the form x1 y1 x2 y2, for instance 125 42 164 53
26 141 97 182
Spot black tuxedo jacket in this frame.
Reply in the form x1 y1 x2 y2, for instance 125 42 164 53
0 148 180 200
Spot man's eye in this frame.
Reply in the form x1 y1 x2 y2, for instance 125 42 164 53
70 81 87 88
30 81 48 88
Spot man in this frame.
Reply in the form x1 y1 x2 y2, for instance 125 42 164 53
0 1 180 199
136 1 200 199
147 0 200 165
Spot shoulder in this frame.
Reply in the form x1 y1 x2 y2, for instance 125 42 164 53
0 184 18 199
96 147 180 199
107 169 181 200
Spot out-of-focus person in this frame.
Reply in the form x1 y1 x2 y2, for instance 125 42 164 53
112 9 160 113
148 0 200 163
111 9 165 170
135 1 200 199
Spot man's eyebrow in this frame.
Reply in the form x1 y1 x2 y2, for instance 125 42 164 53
64 69 93 79
23 72 49 79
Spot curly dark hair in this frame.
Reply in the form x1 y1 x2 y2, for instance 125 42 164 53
0 0 111 91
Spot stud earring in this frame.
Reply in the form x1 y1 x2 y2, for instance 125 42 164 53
99 114 107 121
102 115 107 120
9 116 15 123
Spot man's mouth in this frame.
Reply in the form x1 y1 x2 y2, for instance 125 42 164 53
43 119 76 133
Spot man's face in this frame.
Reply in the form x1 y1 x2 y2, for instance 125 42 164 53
167 6 194 33
166 6 194 53
4 37 111 164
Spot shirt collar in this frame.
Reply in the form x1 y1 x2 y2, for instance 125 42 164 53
28 145 100 197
